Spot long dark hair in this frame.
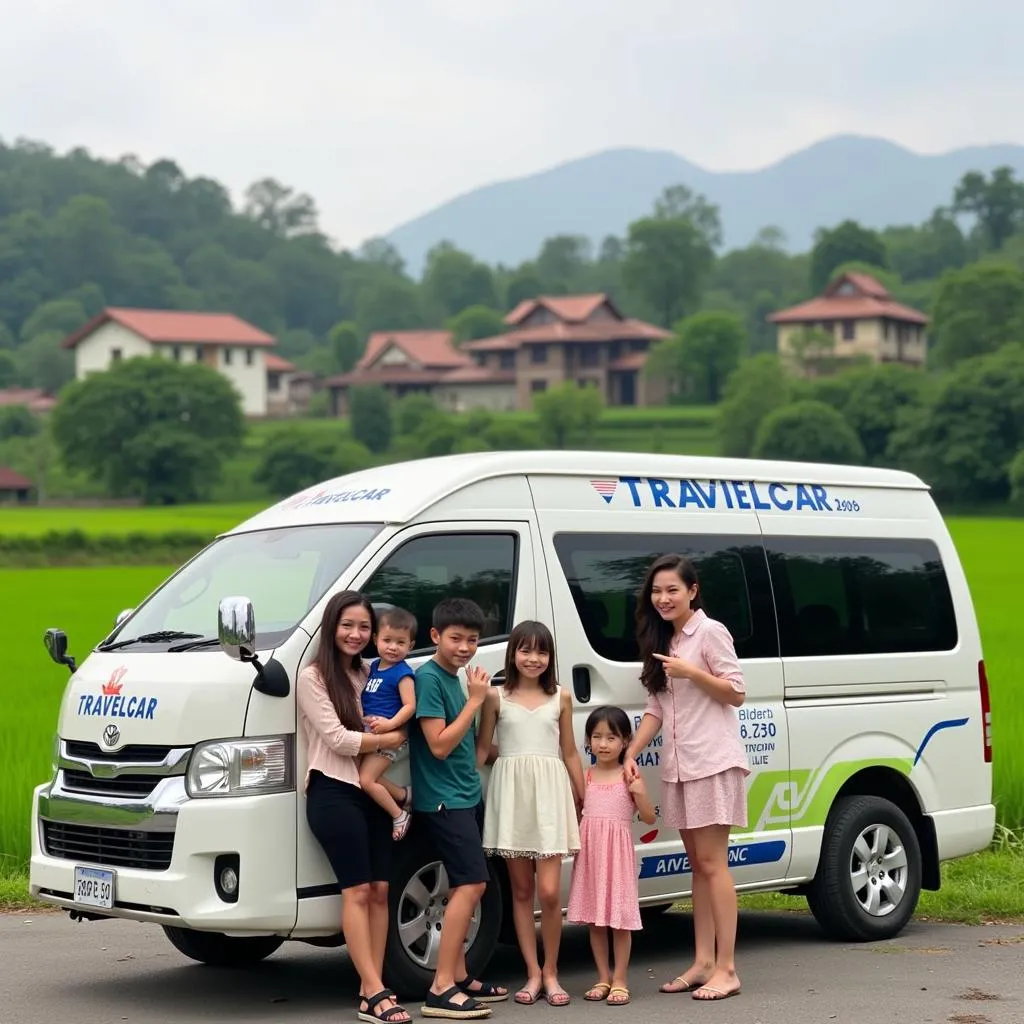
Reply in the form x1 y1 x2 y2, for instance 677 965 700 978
636 554 704 694
504 620 557 696
314 590 375 732
584 705 632 764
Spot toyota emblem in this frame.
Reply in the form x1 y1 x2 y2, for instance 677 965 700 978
102 724 121 748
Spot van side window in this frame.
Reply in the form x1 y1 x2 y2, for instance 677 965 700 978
552 533 776 662
362 533 518 652
767 537 958 656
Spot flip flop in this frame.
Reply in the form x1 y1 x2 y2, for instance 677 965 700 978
607 987 631 1006
392 809 411 841
514 981 542 1005
660 975 708 994
692 985 741 1002
584 982 611 1002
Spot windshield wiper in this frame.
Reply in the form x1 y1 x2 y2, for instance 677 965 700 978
98 630 203 652
166 637 222 653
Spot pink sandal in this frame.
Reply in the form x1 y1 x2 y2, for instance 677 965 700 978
393 810 411 841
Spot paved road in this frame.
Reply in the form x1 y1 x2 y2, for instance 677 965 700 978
2 908 1022 1024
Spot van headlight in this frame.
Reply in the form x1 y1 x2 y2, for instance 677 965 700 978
186 736 294 798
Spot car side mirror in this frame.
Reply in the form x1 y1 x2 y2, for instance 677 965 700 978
218 596 257 663
44 628 77 675
217 596 289 699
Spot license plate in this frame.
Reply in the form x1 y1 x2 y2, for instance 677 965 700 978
73 866 115 910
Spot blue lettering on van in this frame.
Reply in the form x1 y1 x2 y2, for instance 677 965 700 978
287 487 392 510
77 693 158 719
638 839 786 879
613 477 844 513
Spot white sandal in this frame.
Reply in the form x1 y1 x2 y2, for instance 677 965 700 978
393 809 411 841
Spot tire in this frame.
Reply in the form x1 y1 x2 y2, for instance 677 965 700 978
639 901 673 922
384 839 503 999
806 795 922 942
162 926 283 967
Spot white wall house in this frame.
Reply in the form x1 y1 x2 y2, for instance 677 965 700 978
63 308 278 417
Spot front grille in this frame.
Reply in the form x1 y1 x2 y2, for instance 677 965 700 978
61 770 158 799
42 821 174 871
65 741 173 763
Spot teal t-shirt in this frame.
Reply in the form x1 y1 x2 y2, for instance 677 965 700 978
409 659 482 812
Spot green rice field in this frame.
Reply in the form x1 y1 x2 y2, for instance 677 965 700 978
0 516 1020 874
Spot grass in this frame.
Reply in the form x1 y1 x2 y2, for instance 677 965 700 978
0 513 1020 916
0 503 262 537
0 565 176 875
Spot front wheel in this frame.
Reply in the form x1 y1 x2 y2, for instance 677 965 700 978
806 795 922 942
162 926 283 967
384 839 503 999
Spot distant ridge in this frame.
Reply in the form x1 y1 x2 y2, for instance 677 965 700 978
384 135 1024 275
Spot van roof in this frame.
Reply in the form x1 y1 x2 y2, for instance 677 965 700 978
226 451 928 536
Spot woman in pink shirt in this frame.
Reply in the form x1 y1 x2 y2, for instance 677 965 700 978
297 590 409 1024
624 554 749 1003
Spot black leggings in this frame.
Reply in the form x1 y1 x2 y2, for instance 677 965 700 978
306 772 393 890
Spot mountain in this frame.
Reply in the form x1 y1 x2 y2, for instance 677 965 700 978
384 135 1024 275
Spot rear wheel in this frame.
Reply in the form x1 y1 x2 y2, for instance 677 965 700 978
162 926 283 967
806 795 922 942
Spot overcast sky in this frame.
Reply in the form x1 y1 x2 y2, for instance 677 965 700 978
2 0 1021 250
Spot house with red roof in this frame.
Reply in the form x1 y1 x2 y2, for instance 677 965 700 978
768 272 929 373
61 308 282 416
0 466 33 504
462 293 673 408
325 330 517 415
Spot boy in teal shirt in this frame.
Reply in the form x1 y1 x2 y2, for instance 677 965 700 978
410 598 508 1019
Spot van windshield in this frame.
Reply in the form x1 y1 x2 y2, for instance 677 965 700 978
101 524 383 653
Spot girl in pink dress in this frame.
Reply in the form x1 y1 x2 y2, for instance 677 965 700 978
626 554 750 1003
567 706 656 1007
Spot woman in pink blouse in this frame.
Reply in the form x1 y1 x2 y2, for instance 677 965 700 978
297 590 409 1024
624 554 749 1003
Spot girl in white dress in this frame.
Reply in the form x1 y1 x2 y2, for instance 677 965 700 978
477 621 585 1008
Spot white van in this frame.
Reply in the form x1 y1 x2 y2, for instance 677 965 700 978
30 452 995 995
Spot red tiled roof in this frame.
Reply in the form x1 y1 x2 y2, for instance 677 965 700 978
0 466 33 490
325 363 511 389
0 388 56 413
769 272 928 326
265 354 297 372
62 308 276 349
358 330 469 371
505 293 617 326
464 318 671 351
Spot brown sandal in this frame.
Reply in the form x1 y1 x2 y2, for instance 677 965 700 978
584 982 611 1002
607 987 631 1006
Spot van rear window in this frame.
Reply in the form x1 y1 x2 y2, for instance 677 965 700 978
767 537 958 656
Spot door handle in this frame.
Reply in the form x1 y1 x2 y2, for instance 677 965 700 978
572 666 591 704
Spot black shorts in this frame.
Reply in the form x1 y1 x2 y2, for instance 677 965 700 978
306 771 392 890
418 803 489 888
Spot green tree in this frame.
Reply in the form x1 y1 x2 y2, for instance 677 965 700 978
652 184 723 248
242 178 319 237
394 394 443 437
355 277 424 334
348 385 393 453
422 242 497 316
504 266 544 308
51 356 245 504
1010 448 1024 505
753 400 866 465
718 354 793 457
953 167 1024 251
931 261 1024 367
0 404 39 439
786 325 838 376
535 236 592 293
882 210 969 282
254 426 371 497
15 331 75 394
810 220 888 293
888 343 1024 502
327 320 362 373
0 350 17 387
20 298 89 342
673 311 746 403
447 305 505 344
623 217 714 327
533 382 604 448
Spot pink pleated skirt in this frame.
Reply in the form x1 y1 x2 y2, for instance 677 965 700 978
660 768 748 831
